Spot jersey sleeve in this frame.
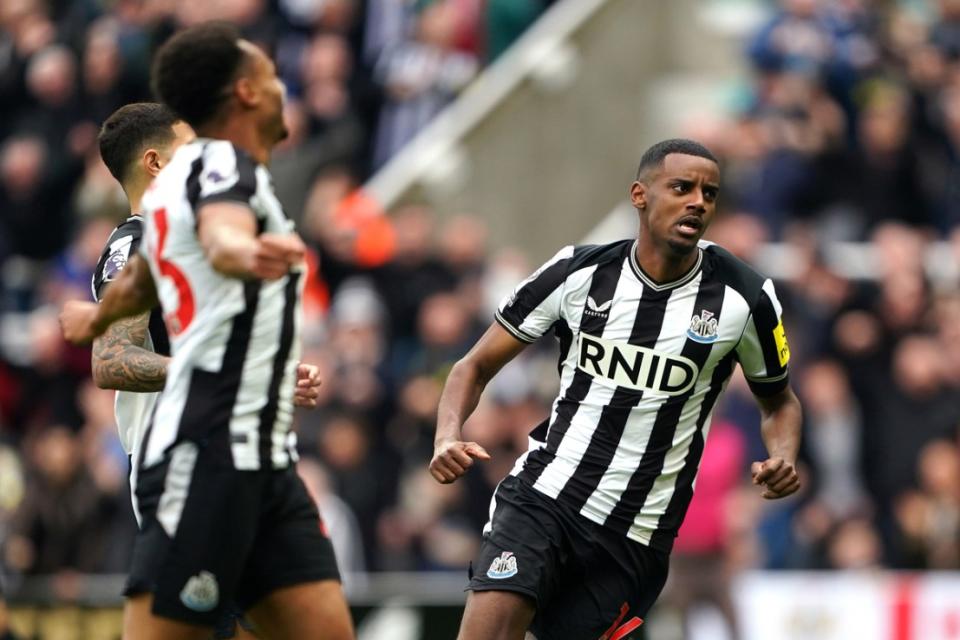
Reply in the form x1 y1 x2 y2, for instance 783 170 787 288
735 278 791 396
92 220 143 302
192 142 259 212
495 245 573 343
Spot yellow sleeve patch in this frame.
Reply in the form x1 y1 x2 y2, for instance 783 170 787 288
773 320 790 367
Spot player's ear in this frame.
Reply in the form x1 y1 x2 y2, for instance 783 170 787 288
630 181 647 211
234 76 260 108
143 148 163 177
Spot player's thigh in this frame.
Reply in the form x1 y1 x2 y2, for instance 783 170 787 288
235 467 341 606
532 532 668 640
126 443 262 629
123 593 212 640
458 590 536 640
245 580 353 640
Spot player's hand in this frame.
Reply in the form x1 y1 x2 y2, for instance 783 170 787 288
293 363 322 409
59 300 100 345
251 233 306 280
751 457 800 500
430 439 491 484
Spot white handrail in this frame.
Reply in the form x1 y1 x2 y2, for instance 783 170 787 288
363 0 611 207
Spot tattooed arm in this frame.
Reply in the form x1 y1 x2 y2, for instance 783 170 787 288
91 311 169 392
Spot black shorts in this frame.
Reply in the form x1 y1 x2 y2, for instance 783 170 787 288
125 441 340 627
468 476 669 640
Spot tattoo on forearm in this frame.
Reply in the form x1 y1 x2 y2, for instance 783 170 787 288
92 311 168 392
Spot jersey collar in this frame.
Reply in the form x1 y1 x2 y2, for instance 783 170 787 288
628 240 703 291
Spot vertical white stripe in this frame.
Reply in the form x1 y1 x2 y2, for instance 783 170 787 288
482 481 502 535
272 279 305 468
157 441 199 537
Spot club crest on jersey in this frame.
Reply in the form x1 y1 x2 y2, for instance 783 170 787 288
179 570 219 612
577 333 699 396
585 295 612 318
487 552 518 579
686 310 719 344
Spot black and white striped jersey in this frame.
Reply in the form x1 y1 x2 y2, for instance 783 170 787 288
139 139 304 471
495 239 791 552
92 215 170 457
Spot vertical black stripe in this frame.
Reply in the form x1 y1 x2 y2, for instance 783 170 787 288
148 308 170 356
176 281 262 463
518 254 626 485
553 318 573 375
605 279 727 535
649 350 736 551
185 150 206 213
556 286 672 508
752 289 784 378
257 272 301 468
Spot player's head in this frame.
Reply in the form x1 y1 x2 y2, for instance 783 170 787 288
630 138 720 257
98 102 194 190
152 22 287 146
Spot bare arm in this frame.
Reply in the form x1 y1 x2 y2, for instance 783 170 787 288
61 255 158 345
91 311 169 392
198 202 304 280
430 323 529 483
751 385 803 499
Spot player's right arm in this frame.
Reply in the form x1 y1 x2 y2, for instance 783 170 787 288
431 245 572 484
61 255 158 345
198 202 305 280
430 323 528 484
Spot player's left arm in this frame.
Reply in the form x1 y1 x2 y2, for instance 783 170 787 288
736 278 802 499
61 255 159 345
751 385 802 499
92 312 170 392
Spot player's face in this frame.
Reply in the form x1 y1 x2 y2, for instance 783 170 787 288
631 153 720 256
239 41 288 145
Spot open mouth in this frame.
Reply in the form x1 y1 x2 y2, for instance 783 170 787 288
676 216 703 237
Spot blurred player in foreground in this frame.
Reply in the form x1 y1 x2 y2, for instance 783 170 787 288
431 139 803 640
87 102 323 638
61 23 353 640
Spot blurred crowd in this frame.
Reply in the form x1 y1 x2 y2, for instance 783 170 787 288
0 0 959 626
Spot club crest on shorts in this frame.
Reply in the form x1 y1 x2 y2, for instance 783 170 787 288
180 570 219 612
487 551 518 579
687 309 718 343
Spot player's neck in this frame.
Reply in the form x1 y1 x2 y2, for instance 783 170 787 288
634 235 699 284
125 185 145 216
198 120 270 165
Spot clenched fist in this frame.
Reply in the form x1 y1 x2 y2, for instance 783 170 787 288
751 457 800 499
430 440 491 484
60 300 100 345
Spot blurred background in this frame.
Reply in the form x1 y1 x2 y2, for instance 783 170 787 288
0 0 959 638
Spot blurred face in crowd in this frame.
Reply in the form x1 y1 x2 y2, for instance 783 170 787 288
631 153 720 257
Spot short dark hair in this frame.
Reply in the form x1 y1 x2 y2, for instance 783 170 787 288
98 102 179 184
151 22 246 129
636 138 718 179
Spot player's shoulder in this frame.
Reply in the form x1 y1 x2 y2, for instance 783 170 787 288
105 215 144 244
699 240 771 304
197 139 258 170
93 216 144 301
565 239 633 274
